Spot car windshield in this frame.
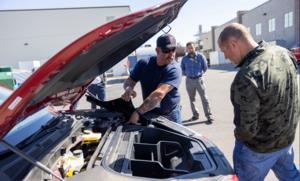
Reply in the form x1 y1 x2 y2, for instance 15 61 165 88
0 87 55 153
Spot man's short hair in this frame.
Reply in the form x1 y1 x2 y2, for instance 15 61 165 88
186 42 194 47
218 23 250 45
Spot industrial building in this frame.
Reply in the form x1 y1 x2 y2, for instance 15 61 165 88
198 0 300 65
0 6 130 75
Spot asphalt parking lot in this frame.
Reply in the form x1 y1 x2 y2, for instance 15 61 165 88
79 64 299 181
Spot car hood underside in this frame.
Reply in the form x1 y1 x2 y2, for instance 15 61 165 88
0 0 187 139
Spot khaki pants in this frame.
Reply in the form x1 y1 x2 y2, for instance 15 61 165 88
185 77 212 119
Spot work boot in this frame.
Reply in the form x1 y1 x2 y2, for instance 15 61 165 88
190 115 199 121
207 116 214 124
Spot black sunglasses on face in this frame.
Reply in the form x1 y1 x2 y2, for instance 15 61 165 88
161 47 176 54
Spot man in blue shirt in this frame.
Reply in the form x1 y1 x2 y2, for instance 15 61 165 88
181 42 214 123
121 34 182 124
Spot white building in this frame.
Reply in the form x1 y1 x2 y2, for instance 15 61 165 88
136 45 156 60
0 6 130 72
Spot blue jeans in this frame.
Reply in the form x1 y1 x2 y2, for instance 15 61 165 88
233 140 300 181
163 104 182 124
87 83 105 109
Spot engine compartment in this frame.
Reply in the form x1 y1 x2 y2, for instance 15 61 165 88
16 107 218 181
42 109 216 180
0 103 234 181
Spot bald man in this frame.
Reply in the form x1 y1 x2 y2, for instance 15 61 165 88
218 23 300 181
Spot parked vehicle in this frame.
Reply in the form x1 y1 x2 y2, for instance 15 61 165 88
291 46 300 64
0 1 234 180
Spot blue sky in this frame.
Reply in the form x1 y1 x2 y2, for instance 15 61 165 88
0 0 268 46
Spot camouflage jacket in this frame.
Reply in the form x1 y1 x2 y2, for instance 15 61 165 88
231 41 299 153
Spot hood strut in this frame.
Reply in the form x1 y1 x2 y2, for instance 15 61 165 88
0 139 65 181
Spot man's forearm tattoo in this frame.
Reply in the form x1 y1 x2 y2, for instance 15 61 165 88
139 96 161 114
123 79 135 90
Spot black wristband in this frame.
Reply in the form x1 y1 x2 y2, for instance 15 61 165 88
135 109 143 116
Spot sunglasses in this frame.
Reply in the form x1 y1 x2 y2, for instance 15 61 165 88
161 47 176 54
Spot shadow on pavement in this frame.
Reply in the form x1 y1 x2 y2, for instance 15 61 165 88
182 119 211 126
209 64 237 72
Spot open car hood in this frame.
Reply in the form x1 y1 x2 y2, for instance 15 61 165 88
0 0 187 139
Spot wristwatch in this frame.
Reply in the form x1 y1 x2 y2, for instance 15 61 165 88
135 109 143 116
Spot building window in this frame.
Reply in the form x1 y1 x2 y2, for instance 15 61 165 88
256 23 262 36
284 11 293 28
268 18 276 32
106 16 115 22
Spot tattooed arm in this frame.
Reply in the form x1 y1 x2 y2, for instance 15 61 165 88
128 83 174 124
121 77 137 101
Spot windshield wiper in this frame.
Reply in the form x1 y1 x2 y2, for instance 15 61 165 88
0 116 67 159
0 139 65 181
19 116 71 148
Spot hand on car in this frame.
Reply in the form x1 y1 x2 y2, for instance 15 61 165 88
127 111 140 125
121 87 137 101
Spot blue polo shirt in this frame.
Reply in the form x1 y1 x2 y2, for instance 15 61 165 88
130 57 181 114
181 52 208 77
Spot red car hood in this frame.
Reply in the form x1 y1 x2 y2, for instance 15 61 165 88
0 0 187 139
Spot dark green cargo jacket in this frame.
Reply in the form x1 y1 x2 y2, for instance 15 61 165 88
231 42 299 153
